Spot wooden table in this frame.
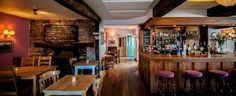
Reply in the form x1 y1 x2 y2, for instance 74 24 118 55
15 66 55 96
74 61 98 75
43 75 95 96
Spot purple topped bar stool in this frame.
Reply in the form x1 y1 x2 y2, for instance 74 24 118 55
183 62 204 95
208 62 231 96
157 62 176 96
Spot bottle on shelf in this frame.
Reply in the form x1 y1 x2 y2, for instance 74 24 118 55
177 41 181 56
187 44 191 55
182 41 186 56
199 43 204 55
203 41 207 54
207 42 211 57
193 42 198 55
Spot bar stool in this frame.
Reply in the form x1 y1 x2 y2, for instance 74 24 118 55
183 62 204 95
208 62 231 96
157 62 176 96
232 69 236 95
183 70 204 95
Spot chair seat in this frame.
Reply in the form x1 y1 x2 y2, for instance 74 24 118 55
185 70 203 78
209 70 229 77
159 71 174 78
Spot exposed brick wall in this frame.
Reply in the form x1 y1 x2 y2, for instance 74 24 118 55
29 19 95 56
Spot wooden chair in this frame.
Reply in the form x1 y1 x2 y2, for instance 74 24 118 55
38 56 52 66
69 58 78 74
93 71 106 96
47 70 60 83
39 70 60 94
21 57 35 66
116 49 120 63
39 73 49 94
104 55 115 70
0 66 19 96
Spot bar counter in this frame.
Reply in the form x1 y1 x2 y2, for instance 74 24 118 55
139 52 236 94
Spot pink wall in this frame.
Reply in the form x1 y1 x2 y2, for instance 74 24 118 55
0 12 29 66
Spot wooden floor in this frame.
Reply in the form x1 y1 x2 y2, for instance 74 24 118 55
101 57 148 96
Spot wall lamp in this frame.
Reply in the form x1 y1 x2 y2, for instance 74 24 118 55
3 29 15 39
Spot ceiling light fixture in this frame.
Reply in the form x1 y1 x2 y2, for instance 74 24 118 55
216 0 236 7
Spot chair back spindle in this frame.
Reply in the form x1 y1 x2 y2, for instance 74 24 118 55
21 57 35 66
38 56 52 66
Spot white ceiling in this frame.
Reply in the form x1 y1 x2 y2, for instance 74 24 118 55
0 0 85 20
84 0 159 20
164 0 219 17
0 0 224 25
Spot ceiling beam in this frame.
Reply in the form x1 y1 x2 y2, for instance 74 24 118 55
144 17 236 28
153 0 186 17
207 5 236 16
55 0 101 22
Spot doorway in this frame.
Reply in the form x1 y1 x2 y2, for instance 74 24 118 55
118 36 135 57
118 37 126 57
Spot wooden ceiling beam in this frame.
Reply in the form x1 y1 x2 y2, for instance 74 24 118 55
55 0 101 22
207 5 236 16
144 17 236 29
153 0 186 17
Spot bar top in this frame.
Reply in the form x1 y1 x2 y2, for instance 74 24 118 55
140 52 236 62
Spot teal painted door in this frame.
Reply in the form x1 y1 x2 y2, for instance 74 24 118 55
127 36 135 57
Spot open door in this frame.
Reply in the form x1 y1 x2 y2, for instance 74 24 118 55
127 36 135 57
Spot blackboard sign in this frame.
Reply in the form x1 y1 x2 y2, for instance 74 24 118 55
143 30 150 47
44 24 79 43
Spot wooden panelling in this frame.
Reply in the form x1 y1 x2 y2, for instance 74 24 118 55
144 17 236 28
139 52 236 94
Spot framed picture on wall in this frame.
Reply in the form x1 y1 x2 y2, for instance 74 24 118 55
0 41 13 53
108 39 116 46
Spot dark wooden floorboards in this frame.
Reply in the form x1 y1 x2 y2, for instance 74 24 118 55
101 58 148 96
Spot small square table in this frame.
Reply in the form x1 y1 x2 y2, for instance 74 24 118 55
73 61 99 75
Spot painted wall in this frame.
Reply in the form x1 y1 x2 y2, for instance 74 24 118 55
99 22 106 60
135 27 139 61
0 12 29 66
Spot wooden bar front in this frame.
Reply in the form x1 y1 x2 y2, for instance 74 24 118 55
139 52 236 94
